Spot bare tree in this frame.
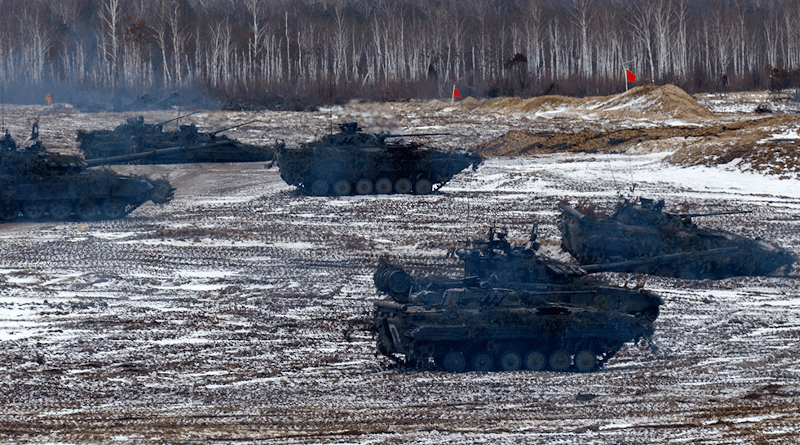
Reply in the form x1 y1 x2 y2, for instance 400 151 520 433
99 0 121 91
285 11 291 81
208 18 232 88
710 6 731 81
672 0 688 80
651 0 672 80
627 1 655 83
245 0 265 84
168 0 187 85
570 0 594 80
332 4 349 84
764 8 781 68
524 2 543 84
150 0 172 85
0 0 793 104
783 1 800 68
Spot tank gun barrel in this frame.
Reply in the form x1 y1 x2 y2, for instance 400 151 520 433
84 142 229 166
211 120 257 135
676 210 753 219
580 247 740 273
156 111 200 127
379 132 450 139
557 201 586 220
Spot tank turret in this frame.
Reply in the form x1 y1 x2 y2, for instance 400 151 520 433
372 224 663 373
276 121 482 196
0 129 173 222
558 198 796 279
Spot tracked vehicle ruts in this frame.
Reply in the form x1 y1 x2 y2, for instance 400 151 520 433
276 122 482 196
0 128 173 222
373 225 663 373
558 198 796 279
77 115 275 165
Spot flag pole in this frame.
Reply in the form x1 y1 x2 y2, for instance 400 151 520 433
452 85 455 104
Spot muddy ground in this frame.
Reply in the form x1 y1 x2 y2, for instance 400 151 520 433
1 87 799 444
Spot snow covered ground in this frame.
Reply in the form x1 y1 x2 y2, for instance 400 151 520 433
1 90 799 443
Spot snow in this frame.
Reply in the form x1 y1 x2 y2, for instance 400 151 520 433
1 94 800 443
760 128 800 143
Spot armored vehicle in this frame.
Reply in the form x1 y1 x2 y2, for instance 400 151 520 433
372 225 663 373
558 198 796 279
276 122 482 196
1 129 173 222
77 115 274 164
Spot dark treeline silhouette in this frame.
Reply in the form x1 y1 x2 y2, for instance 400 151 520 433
0 0 798 110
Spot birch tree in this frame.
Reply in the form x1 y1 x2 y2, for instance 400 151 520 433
332 4 349 84
99 0 121 91
672 0 688 80
150 1 172 85
168 1 187 85
628 1 655 83
245 0 265 84
570 0 593 80
523 2 543 83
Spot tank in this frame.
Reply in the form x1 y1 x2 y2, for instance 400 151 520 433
0 128 173 222
76 114 275 164
372 225 663 373
558 198 796 279
275 122 483 196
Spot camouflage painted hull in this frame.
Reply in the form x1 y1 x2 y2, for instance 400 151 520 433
276 122 482 196
559 199 796 279
78 116 274 165
277 145 482 196
1 169 173 222
373 261 661 373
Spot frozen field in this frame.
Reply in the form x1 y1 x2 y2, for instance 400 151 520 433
1 89 799 443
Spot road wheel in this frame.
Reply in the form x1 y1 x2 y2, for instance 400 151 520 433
414 178 433 195
470 352 493 372
394 178 412 194
375 178 393 194
48 201 72 220
549 349 571 371
574 350 597 373
333 179 352 196
311 179 329 196
355 179 373 195
101 200 126 219
524 351 547 371
0 201 18 221
442 351 466 373
74 200 99 220
23 201 47 220
499 350 522 371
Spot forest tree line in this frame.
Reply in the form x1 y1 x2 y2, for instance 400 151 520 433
0 0 798 109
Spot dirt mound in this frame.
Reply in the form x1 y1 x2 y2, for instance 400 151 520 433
471 94 581 114
467 84 714 120
591 84 716 120
666 115 800 178
476 116 791 158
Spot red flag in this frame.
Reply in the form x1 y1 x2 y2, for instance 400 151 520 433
453 85 461 99
625 69 636 83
